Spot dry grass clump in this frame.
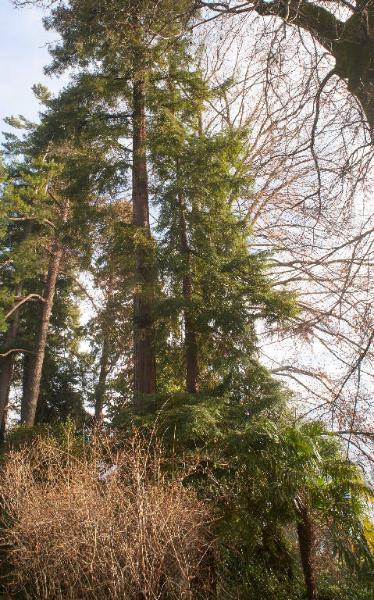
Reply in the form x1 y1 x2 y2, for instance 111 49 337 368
0 433 213 600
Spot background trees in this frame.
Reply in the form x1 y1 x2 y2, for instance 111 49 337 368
189 10 374 468
11 0 374 461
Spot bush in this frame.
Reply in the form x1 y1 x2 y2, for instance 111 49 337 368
0 432 213 600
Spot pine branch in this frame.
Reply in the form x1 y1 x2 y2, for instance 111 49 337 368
0 348 33 358
5 294 45 320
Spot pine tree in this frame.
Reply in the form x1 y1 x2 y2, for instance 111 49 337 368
21 194 69 425
0 92 98 428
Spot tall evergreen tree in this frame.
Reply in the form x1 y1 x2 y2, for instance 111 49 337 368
33 0 196 404
149 54 296 395
0 145 66 427
21 193 69 425
0 90 99 428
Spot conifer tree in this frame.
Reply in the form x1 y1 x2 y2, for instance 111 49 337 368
31 0 196 404
0 95 98 427
0 145 65 427
87 201 134 425
21 194 69 425
0 194 33 436
149 53 296 395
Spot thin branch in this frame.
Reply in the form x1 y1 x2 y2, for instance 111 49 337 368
66 274 100 312
8 216 56 229
5 294 45 320
0 348 33 358
335 430 374 440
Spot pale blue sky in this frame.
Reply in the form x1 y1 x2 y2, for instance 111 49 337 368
0 2 64 140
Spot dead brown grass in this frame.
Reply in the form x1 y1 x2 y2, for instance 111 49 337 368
0 433 213 600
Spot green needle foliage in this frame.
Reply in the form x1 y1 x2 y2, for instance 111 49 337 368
148 50 297 393
0 154 62 332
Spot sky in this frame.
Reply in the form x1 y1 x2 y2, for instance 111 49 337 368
0 2 64 141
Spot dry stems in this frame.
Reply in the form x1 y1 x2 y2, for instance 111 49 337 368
0 433 213 599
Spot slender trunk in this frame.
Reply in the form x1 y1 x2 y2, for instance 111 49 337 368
0 342 15 429
0 222 33 432
0 282 23 431
132 71 156 406
296 501 318 600
177 181 199 393
21 202 68 426
0 357 13 443
0 405 8 445
94 336 110 426
21 352 32 406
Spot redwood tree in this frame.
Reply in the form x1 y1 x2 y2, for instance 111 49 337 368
28 0 195 403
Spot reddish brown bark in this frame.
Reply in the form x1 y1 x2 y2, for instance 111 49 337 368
177 186 199 394
94 336 110 426
296 501 318 600
132 73 156 406
21 202 68 426
0 282 23 434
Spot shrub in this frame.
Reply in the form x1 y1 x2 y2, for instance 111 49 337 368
0 433 213 600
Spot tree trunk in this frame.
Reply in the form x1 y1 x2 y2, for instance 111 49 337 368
0 342 16 430
0 357 13 443
177 185 199 394
0 404 9 445
0 282 23 432
94 336 110 426
21 351 32 408
0 222 33 432
132 71 157 407
21 202 68 426
296 501 318 600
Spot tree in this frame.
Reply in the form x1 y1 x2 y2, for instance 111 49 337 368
27 0 195 404
198 0 374 137
192 21 374 465
21 193 69 425
0 208 33 438
0 146 67 428
87 201 134 425
149 51 296 395
0 91 100 428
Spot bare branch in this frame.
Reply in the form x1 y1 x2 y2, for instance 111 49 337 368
5 294 45 321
